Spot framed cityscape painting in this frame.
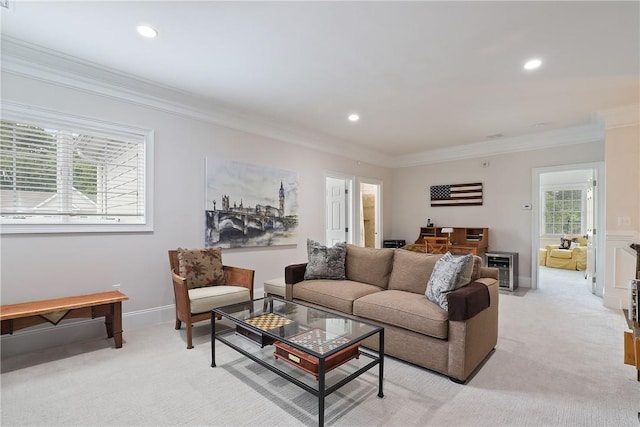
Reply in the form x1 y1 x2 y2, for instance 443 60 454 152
205 158 299 248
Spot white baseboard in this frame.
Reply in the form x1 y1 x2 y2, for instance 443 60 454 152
1 304 176 358
518 275 532 288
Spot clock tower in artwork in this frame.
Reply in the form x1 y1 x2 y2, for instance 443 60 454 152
279 181 285 217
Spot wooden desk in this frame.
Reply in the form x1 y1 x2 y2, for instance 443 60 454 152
415 227 488 256
1 291 128 348
449 245 486 256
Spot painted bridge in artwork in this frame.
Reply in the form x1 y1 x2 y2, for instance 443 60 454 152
205 210 298 246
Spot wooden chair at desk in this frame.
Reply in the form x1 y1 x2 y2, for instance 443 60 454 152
424 237 449 254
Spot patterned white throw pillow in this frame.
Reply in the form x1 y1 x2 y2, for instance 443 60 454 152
425 252 474 310
304 239 347 280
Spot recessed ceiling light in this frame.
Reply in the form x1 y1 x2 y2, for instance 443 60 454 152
348 114 360 122
523 58 542 70
136 25 158 39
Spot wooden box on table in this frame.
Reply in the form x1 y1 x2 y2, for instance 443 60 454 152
273 328 360 378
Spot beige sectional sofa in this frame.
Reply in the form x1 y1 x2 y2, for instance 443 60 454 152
284 245 499 383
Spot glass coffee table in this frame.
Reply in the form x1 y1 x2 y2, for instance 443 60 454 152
211 297 384 426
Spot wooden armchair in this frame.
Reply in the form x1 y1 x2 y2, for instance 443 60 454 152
168 250 254 349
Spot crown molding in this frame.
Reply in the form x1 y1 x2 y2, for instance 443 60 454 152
389 123 604 168
0 36 608 170
0 37 390 167
595 104 640 129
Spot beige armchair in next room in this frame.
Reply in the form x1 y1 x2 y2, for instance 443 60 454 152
544 234 588 271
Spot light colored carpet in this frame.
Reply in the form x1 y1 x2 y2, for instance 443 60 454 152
1 267 638 426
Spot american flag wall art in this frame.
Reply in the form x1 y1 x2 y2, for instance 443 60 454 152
430 183 483 207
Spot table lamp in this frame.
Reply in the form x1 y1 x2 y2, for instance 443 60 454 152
441 227 454 245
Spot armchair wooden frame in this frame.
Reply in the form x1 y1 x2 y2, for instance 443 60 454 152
168 250 255 349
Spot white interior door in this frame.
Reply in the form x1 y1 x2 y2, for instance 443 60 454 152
585 177 597 293
325 177 349 246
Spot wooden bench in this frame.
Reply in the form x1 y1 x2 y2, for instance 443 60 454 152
0 290 129 348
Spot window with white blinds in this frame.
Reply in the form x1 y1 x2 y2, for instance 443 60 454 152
1 105 153 233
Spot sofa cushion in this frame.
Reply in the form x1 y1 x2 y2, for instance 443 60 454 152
425 252 474 310
353 290 449 339
189 285 250 314
388 250 439 294
470 255 483 281
304 239 346 280
345 245 394 289
177 247 226 289
550 248 572 259
292 279 382 314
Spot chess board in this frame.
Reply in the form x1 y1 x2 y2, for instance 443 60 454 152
244 313 293 331
236 313 296 347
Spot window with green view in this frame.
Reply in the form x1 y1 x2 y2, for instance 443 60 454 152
543 189 583 235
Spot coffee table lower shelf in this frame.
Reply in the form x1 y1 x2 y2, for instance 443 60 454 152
274 340 360 379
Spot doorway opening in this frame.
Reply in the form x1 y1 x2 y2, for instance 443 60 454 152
532 162 604 295
359 179 382 248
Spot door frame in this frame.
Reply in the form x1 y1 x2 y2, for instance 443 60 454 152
531 162 605 293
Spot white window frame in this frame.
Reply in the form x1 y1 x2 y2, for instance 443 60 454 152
540 183 586 237
1 102 154 234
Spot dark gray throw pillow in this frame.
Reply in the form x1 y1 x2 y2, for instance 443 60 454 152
304 239 347 280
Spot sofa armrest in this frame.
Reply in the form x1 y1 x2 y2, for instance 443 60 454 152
479 266 498 280
447 281 491 321
447 278 498 382
546 244 561 251
284 263 307 300
572 245 587 255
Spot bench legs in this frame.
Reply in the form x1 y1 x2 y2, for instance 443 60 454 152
94 301 124 348
107 301 123 349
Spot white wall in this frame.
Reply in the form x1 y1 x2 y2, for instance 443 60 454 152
604 123 640 309
390 142 605 285
0 72 391 355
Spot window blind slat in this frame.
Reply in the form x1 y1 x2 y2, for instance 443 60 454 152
1 116 146 226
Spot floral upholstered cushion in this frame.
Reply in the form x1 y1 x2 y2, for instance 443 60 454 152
177 247 226 289
304 239 347 280
425 252 474 310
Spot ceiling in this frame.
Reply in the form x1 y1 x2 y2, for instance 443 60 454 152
1 1 638 161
